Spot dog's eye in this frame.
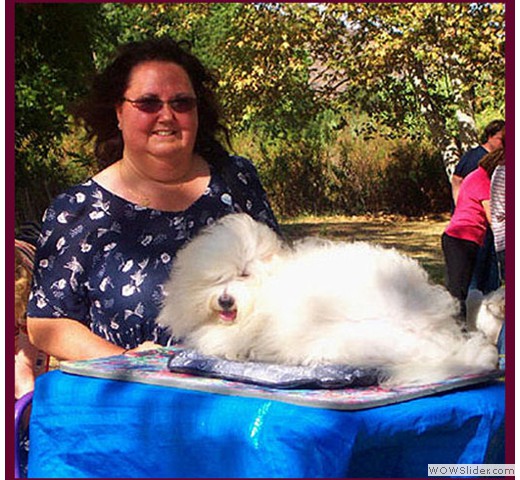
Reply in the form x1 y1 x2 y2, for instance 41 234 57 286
212 274 228 284
239 271 250 278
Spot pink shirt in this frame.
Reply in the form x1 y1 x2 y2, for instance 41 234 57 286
445 166 490 246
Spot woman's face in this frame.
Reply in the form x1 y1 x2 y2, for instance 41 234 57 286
116 60 199 162
487 130 504 152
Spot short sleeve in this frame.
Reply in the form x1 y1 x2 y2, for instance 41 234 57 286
476 168 491 202
27 185 98 324
453 157 467 177
454 146 486 178
226 156 281 234
490 166 506 222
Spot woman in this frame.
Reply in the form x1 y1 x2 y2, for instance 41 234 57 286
442 146 504 321
490 130 506 284
27 38 279 361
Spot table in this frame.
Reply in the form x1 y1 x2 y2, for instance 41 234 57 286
27 351 505 478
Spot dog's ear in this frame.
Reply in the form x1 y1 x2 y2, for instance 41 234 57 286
486 300 505 320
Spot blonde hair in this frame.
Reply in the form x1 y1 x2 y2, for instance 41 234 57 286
14 240 36 330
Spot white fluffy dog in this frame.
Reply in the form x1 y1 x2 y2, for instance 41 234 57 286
158 214 498 386
466 287 505 345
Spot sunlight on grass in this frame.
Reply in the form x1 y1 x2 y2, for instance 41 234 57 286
280 214 449 285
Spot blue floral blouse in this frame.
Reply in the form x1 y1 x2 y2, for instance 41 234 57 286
27 156 279 349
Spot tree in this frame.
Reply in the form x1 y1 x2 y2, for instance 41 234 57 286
14 3 505 221
15 4 102 223
301 3 505 178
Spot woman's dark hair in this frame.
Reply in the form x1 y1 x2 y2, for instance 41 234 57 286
480 119 505 144
479 126 505 177
479 147 504 177
73 37 230 168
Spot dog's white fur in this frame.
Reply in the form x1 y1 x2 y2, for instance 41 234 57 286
466 287 505 345
158 214 498 385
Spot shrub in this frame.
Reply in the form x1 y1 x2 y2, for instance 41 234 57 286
235 124 452 218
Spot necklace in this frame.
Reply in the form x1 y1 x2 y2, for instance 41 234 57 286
118 161 152 207
116 155 208 211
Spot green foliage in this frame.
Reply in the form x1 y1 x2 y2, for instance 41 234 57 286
236 114 450 218
15 4 100 141
382 144 452 217
14 3 504 225
15 130 96 225
15 4 102 224
309 3 505 148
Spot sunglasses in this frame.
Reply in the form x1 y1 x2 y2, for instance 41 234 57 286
122 96 198 114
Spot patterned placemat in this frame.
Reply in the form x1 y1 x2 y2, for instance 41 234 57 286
60 347 503 410
166 348 387 388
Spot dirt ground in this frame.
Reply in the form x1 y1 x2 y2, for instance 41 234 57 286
280 213 450 285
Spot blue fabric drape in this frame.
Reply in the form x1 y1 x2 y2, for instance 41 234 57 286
28 371 505 478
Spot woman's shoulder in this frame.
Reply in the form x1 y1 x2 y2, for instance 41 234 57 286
465 166 489 182
228 154 254 167
43 179 93 217
223 155 265 185
221 154 258 174
39 178 140 238
214 154 280 233
213 155 264 196
461 167 490 200
47 178 100 204
491 164 505 181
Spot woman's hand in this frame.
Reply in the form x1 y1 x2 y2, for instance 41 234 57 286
27 317 127 362
123 341 164 355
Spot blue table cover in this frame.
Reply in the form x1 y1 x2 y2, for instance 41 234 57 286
28 370 504 478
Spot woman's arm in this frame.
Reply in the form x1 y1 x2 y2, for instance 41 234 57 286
482 200 492 224
451 174 463 206
27 317 126 361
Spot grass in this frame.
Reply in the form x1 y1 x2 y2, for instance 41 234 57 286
280 213 450 285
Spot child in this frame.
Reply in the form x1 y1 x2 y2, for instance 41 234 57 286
15 239 49 399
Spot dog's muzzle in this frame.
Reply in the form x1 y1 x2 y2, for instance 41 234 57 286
217 293 237 323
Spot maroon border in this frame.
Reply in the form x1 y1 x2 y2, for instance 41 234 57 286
6 1 514 477
6 0 16 478
503 0 515 466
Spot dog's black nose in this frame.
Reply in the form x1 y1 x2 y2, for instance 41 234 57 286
218 293 235 311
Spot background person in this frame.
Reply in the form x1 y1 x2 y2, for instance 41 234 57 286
442 147 504 322
451 120 504 296
27 37 280 362
490 163 506 284
451 120 504 204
